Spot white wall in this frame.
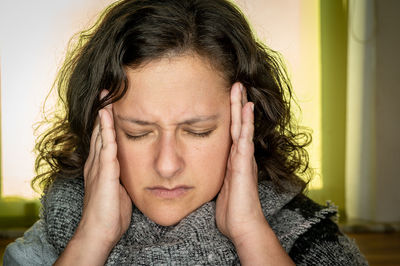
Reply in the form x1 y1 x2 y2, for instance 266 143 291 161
0 0 115 198
0 0 321 198
234 0 322 188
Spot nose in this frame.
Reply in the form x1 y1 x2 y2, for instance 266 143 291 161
154 133 184 179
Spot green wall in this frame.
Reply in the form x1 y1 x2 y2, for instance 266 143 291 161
309 0 348 221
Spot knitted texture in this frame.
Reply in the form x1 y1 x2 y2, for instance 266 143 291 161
41 177 368 265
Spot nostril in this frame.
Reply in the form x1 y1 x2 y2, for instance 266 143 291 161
155 158 183 178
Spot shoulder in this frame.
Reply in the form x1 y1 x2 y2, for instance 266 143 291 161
3 220 57 266
284 195 368 265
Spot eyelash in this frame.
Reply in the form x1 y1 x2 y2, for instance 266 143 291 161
186 130 213 138
125 130 214 140
125 133 149 140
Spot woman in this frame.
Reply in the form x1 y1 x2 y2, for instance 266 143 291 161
4 0 367 265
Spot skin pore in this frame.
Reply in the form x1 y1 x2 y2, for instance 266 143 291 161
113 54 232 226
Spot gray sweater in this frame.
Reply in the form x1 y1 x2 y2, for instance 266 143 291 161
3 177 368 265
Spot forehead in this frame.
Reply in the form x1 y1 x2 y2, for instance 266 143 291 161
114 54 230 120
126 54 229 94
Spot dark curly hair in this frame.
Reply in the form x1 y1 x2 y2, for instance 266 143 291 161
33 0 311 193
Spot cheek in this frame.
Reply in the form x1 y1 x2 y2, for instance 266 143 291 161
115 124 232 186
115 133 148 184
191 126 231 185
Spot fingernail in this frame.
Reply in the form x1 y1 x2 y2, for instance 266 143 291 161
239 83 243 92
98 110 102 119
251 103 254 111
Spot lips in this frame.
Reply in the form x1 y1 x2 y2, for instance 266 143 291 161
147 185 193 199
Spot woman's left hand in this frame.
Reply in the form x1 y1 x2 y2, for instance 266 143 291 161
216 82 294 265
215 82 264 242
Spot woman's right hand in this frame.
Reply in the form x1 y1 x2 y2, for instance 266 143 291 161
55 91 132 265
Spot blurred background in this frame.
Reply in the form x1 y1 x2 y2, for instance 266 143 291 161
0 0 399 264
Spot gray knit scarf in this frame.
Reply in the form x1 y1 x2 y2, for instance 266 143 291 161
41 177 337 265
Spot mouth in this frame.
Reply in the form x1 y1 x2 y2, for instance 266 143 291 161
146 185 193 199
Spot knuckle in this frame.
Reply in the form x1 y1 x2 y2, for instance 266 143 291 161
237 138 254 155
99 151 108 164
236 143 247 156
99 147 117 164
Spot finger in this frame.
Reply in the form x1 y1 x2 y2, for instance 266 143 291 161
230 82 243 143
100 89 109 101
84 89 109 179
104 103 115 127
226 144 234 173
100 106 116 153
238 102 255 157
94 89 112 167
101 88 115 130
99 108 118 178
100 89 113 116
241 84 248 106
84 115 100 178
99 89 114 128
231 102 255 179
94 119 103 164
253 157 258 181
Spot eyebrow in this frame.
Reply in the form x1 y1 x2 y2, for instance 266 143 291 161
116 114 220 126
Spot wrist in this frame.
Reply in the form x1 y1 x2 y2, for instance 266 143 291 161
232 219 294 266
231 218 272 248
55 226 116 266
74 221 119 251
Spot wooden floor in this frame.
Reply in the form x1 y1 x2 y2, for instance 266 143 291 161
348 232 400 266
1 233 399 265
0 238 14 265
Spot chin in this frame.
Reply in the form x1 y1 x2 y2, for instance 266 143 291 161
148 212 186 226
141 203 197 226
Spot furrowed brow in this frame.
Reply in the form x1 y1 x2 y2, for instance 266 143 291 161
116 114 219 126
116 115 155 126
179 115 219 125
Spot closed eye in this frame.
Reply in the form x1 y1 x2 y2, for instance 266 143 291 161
125 132 150 140
124 130 215 140
186 130 214 138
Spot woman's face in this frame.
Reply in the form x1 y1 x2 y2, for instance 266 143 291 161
113 54 232 226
